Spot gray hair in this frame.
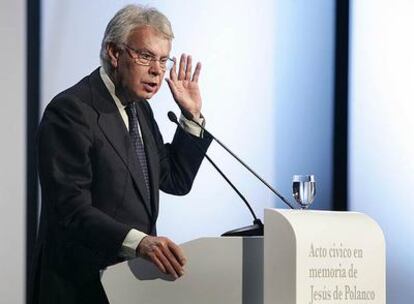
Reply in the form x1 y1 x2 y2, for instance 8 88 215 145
100 4 174 73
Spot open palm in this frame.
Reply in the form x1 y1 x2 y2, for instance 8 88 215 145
166 54 202 119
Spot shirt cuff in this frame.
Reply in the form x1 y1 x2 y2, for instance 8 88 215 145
119 228 147 259
179 113 205 138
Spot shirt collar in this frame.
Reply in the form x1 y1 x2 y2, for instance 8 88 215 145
99 67 125 113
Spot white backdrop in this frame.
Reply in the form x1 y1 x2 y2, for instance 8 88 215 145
41 0 335 243
349 1 414 303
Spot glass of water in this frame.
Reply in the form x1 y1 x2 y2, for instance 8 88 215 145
292 175 316 209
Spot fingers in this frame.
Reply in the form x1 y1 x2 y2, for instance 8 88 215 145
192 62 201 82
155 246 180 279
169 57 178 82
185 55 192 81
149 253 166 274
138 236 187 280
165 78 175 94
168 241 187 266
159 245 184 278
178 54 186 81
173 54 200 82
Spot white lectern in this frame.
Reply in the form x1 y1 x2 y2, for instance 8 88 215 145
102 209 386 304
264 209 386 304
102 237 263 304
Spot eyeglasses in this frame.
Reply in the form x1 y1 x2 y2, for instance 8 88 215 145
123 44 175 71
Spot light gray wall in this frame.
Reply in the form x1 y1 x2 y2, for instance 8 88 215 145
274 0 335 210
0 0 26 302
349 1 414 303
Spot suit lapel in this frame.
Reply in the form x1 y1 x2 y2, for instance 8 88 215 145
88 69 153 219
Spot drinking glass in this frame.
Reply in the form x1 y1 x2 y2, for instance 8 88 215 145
292 175 316 209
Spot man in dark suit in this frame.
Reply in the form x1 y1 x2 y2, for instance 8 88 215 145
32 4 211 303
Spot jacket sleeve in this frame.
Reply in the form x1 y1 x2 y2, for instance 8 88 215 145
38 96 131 265
142 102 212 195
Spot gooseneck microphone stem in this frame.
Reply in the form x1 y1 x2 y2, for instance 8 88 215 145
168 111 263 236
182 111 295 210
204 154 258 221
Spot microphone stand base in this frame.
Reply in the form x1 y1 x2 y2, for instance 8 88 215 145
221 219 264 237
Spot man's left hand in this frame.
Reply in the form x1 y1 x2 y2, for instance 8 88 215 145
166 54 202 119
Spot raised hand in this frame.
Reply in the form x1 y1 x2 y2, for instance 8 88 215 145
165 54 202 119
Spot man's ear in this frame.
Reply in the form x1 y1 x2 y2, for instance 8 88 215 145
107 43 120 69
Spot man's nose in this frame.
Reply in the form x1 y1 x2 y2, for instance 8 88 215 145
149 60 162 75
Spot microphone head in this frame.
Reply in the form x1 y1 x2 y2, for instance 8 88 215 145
167 111 179 124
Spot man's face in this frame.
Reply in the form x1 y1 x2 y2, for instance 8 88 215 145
110 26 172 100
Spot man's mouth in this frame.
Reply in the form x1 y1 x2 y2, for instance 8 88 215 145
142 81 158 92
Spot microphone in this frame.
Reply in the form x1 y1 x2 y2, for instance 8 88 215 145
168 111 264 236
180 111 296 210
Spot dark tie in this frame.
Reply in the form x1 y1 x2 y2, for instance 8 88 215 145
125 103 150 201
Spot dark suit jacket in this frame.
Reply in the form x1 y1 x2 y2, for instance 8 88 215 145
31 68 212 304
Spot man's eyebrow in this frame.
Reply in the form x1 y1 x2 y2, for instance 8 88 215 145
140 47 169 58
139 48 155 55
